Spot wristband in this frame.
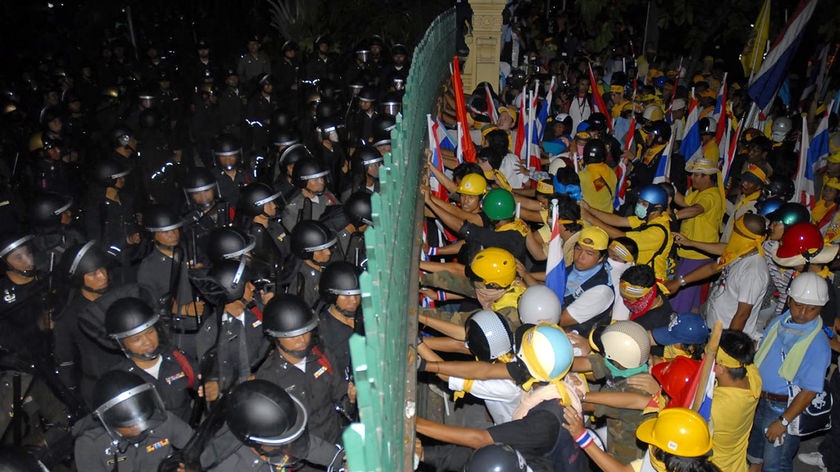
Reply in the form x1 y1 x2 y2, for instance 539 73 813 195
574 430 594 449
438 290 447 301
427 247 438 257
678 275 687 287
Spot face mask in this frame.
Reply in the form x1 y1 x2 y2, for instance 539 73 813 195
634 203 648 219
606 258 632 273
604 358 648 379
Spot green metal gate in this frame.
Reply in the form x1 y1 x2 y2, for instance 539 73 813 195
342 7 456 472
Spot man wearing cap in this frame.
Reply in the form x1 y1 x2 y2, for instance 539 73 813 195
670 158 725 312
650 312 709 361
722 163 769 242
559 226 614 334
748 272 831 472
236 36 270 87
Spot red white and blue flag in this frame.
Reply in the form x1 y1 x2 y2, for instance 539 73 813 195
679 95 703 163
544 203 566 304
652 133 675 184
588 63 613 132
794 106 832 208
748 0 819 113
427 114 453 201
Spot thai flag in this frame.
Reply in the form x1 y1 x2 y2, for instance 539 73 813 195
720 120 741 188
427 114 450 201
681 358 715 422
588 63 613 132
652 133 675 184
794 106 831 208
679 96 703 162
614 159 628 210
748 0 819 113
485 84 499 124
544 203 566 304
514 90 527 160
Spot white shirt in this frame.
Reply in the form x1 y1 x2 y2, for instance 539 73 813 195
702 252 769 341
448 376 520 425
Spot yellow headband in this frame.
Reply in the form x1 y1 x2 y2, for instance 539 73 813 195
609 241 634 263
620 281 652 299
716 349 744 369
556 219 583 226
610 85 624 93
824 177 840 191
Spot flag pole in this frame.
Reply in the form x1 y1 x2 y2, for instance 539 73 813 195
691 321 722 411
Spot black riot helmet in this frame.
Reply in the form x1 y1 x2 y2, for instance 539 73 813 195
226 380 308 451
587 113 608 133
28 192 73 229
144 204 184 233
213 133 241 170
583 139 607 165
66 241 113 283
239 182 283 217
316 117 339 140
292 158 329 189
649 120 671 143
0 234 35 277
182 167 219 209
202 227 256 264
92 371 165 440
263 293 318 338
318 261 361 306
764 177 796 201
353 145 383 168
271 109 296 131
371 114 396 148
344 191 374 227
316 99 338 121
464 443 529 472
110 125 134 149
290 220 336 260
279 143 313 169
208 258 248 303
357 87 377 103
379 91 401 116
105 297 162 360
91 158 131 187
271 128 300 148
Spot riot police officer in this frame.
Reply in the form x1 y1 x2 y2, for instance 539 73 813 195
256 294 355 449
273 143 311 199
320 190 372 270
199 379 344 471
105 297 198 422
282 158 340 231
137 205 204 358
27 192 86 276
83 158 141 267
181 167 232 264
344 145 382 199
316 261 363 372
289 220 337 308
73 371 194 471
237 182 292 289
212 134 249 208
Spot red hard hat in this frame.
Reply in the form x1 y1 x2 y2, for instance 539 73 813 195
651 356 701 407
776 222 824 259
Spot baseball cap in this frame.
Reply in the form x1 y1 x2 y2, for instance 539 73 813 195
651 313 709 346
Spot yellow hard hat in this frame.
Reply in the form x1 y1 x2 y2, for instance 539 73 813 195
636 408 713 457
468 247 516 289
457 173 488 196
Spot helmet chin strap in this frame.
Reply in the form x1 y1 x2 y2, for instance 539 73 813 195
82 283 110 295
332 304 357 318
275 337 314 359
6 266 36 278
129 345 163 361
154 241 178 252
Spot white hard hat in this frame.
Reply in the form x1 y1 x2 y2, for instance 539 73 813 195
788 272 829 307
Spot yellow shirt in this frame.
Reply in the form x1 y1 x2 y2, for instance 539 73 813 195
710 383 761 472
626 213 673 281
702 139 720 162
579 162 618 213
678 186 724 259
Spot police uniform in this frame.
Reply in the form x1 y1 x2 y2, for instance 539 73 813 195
237 53 271 85
290 261 323 309
0 277 52 370
240 220 293 289
218 84 244 138
182 202 232 254
196 309 270 392
112 349 197 422
83 188 139 264
214 169 248 214
255 344 352 445
347 109 377 146
317 306 360 373
282 190 340 232
73 412 193 472
201 427 344 472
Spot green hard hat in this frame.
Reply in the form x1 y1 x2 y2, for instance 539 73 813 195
482 188 516 221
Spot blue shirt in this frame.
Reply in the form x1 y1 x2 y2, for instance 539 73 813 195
758 313 830 395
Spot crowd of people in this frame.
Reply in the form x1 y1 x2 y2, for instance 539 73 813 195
0 1 839 472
